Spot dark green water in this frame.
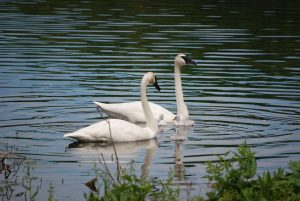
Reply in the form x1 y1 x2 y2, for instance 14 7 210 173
1 0 300 200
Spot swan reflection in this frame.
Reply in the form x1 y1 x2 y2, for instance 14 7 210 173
66 139 158 179
171 126 193 179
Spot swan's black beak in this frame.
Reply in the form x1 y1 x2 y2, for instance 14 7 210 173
153 76 161 91
182 56 197 65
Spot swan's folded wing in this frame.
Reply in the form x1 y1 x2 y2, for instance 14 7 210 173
93 101 145 122
149 102 176 122
93 101 175 124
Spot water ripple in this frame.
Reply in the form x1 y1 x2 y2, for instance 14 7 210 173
1 1 300 200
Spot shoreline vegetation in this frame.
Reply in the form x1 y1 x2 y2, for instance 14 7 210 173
1 143 299 201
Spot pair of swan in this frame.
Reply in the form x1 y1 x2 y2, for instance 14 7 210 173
93 54 196 126
64 54 196 142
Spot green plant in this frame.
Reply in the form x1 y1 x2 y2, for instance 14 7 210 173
8 142 300 201
103 166 152 201
85 164 152 201
151 169 180 201
85 161 182 201
22 160 39 201
205 142 257 201
48 182 56 201
204 142 300 201
287 160 300 188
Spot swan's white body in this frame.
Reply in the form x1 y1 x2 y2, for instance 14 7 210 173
64 119 154 142
94 54 196 126
64 72 159 142
93 101 175 124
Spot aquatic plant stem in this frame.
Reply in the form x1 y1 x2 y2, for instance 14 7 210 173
96 106 121 182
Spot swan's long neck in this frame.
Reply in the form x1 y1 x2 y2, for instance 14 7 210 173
140 78 158 135
174 64 189 120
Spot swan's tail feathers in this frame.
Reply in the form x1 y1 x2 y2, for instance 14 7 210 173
93 101 105 109
64 132 78 139
93 101 107 118
64 132 73 137
64 132 109 143
64 132 90 142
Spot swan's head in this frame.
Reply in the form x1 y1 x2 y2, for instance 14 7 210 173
144 72 160 91
175 54 197 67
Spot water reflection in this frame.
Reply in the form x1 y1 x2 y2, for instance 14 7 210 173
171 126 192 180
173 142 184 179
66 139 158 180
1 0 300 200
171 126 192 141
171 126 192 179
170 126 194 199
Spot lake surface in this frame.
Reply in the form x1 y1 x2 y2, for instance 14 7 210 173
1 0 300 200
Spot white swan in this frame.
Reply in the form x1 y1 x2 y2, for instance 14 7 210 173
64 72 160 142
94 54 197 125
173 54 196 126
